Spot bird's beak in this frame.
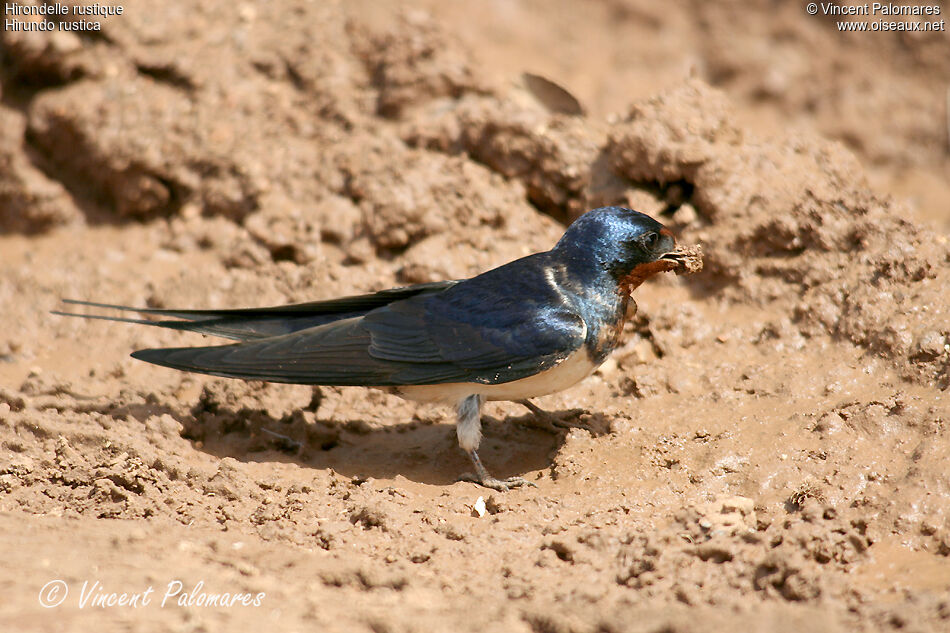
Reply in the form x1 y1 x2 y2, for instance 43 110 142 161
656 227 683 268
658 250 686 265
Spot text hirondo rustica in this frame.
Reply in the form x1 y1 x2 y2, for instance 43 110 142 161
4 2 123 32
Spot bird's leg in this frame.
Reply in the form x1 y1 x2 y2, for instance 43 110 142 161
460 450 536 492
455 394 536 492
516 399 588 433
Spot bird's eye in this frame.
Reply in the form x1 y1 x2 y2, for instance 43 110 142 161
643 232 659 248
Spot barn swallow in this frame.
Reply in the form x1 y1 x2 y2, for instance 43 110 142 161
55 206 689 491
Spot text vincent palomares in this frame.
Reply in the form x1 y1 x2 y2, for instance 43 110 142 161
818 2 941 15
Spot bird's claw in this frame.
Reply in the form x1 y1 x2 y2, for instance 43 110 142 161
457 472 537 492
516 400 589 433
461 448 537 491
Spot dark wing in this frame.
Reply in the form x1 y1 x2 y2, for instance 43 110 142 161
363 258 589 383
53 281 458 341
130 317 444 385
129 254 588 386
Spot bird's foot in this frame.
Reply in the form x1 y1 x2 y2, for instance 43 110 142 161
457 472 536 492
460 449 537 492
516 399 588 433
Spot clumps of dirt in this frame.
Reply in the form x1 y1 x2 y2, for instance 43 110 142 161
606 80 950 385
0 27 100 86
607 81 741 188
615 498 873 605
671 244 704 275
404 95 604 221
5 2 354 223
183 379 340 456
0 410 183 521
339 139 524 251
691 495 756 537
0 371 347 535
349 10 485 118
26 78 263 219
0 106 82 233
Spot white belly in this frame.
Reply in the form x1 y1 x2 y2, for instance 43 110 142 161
394 348 599 404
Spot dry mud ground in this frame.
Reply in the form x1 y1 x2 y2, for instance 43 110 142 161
1 1 950 632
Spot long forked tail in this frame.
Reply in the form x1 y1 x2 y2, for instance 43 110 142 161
54 299 315 341
52 281 458 342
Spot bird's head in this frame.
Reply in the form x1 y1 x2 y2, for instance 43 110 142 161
554 206 684 292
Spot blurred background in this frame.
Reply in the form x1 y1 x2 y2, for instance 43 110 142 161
407 0 950 230
2 0 948 234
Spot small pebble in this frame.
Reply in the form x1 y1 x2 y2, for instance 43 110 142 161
471 496 487 518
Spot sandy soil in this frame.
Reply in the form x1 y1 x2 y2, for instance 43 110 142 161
1 1 949 631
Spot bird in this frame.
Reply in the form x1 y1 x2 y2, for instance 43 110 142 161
55 206 693 491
